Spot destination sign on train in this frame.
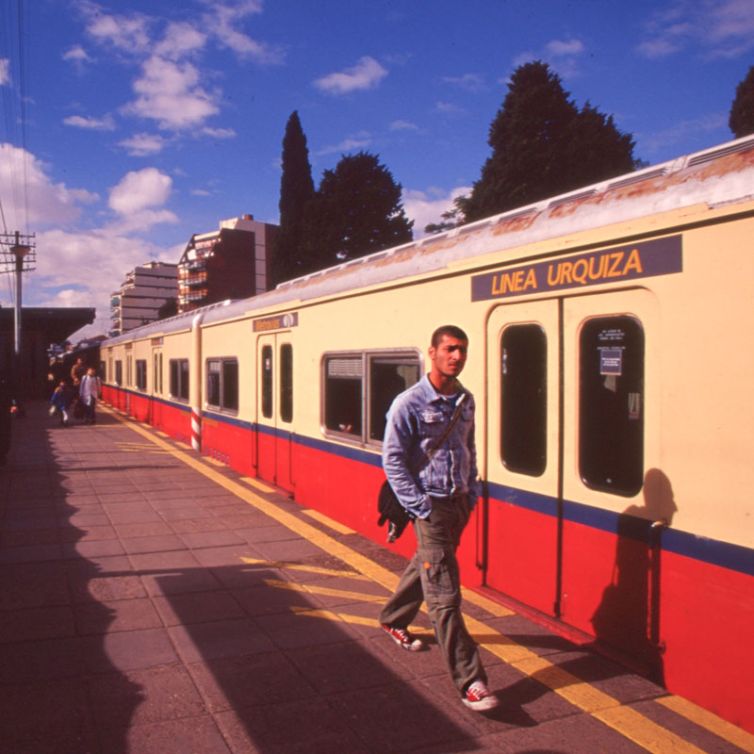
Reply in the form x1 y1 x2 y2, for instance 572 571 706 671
471 235 682 301
252 311 299 332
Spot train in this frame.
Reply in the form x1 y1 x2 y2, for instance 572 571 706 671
102 134 754 733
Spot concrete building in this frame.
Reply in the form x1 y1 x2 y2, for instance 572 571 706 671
177 215 277 313
110 261 178 336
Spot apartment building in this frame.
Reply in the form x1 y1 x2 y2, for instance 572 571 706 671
110 261 178 336
177 215 277 313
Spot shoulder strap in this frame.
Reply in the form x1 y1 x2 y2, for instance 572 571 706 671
426 391 468 460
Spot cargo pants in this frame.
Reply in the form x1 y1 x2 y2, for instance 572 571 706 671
379 494 486 693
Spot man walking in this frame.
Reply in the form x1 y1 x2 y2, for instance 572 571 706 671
379 325 498 712
79 367 101 425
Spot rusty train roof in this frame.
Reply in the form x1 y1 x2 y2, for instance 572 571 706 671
104 134 754 345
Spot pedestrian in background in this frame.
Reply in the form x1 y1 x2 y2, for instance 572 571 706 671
79 367 101 425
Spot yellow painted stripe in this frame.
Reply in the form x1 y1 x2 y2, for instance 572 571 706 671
302 508 356 535
461 587 515 617
239 476 276 494
102 405 722 754
240 556 369 580
263 578 385 603
290 606 380 628
657 696 754 753
204 456 226 467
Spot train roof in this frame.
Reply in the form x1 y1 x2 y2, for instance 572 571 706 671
104 134 754 346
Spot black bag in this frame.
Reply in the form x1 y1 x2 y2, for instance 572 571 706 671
377 480 412 542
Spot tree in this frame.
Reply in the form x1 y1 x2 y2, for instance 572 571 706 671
272 111 315 285
301 152 413 270
729 65 754 139
461 61 635 223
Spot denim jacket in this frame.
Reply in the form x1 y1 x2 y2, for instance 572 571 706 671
382 375 482 519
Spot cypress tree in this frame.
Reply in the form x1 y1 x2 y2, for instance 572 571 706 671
729 66 754 139
273 111 315 285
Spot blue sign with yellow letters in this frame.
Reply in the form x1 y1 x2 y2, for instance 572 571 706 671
471 235 682 302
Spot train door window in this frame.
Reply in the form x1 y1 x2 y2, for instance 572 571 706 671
153 352 163 395
108 357 113 384
135 359 147 391
126 355 133 387
207 358 238 412
280 344 293 423
579 316 644 496
115 360 122 386
261 345 273 418
324 356 362 436
368 355 420 442
501 324 547 476
169 358 189 401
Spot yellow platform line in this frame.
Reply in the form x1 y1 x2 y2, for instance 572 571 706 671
204 456 226 467
302 508 356 535
103 405 725 754
240 556 369 581
657 696 754 752
239 476 276 494
263 578 385 603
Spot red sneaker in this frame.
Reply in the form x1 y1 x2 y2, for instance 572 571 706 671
381 624 426 652
462 680 499 711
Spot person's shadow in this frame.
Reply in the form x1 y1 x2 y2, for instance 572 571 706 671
590 468 677 684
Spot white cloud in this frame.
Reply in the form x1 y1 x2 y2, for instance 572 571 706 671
118 133 167 157
435 101 465 115
0 143 98 230
205 1 284 63
316 133 373 156
201 126 236 139
639 113 728 155
0 58 10 85
638 0 754 59
81 3 151 54
124 56 219 130
154 21 207 60
546 39 585 57
402 185 470 237
62 45 92 65
389 120 420 132
441 73 486 92
314 56 388 95
108 167 172 215
63 114 116 131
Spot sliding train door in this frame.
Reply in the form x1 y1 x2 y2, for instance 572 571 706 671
255 333 295 493
484 300 561 615
484 289 658 628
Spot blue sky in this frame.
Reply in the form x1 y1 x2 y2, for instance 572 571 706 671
1 0 752 338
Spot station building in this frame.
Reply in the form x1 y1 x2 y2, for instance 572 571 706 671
177 215 277 314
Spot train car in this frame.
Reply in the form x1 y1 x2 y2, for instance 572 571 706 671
102 135 754 733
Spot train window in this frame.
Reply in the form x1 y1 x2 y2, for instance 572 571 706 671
261 346 273 418
579 316 644 496
323 350 420 444
501 324 547 476
135 360 147 391
324 356 362 436
169 358 189 401
369 356 420 441
115 360 122 387
126 355 133 387
280 344 293 423
206 358 238 412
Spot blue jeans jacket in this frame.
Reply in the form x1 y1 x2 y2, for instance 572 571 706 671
382 375 482 519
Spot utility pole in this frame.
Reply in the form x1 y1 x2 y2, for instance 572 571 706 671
1 231 37 408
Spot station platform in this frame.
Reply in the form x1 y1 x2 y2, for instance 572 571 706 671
1 402 752 754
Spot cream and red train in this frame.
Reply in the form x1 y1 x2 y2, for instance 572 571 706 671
103 135 754 732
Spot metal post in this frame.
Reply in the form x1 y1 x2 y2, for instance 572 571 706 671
13 231 24 357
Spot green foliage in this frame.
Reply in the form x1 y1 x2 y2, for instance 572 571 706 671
462 61 636 223
729 65 754 139
273 111 315 285
302 152 413 269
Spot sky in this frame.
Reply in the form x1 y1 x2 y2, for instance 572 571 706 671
0 0 752 341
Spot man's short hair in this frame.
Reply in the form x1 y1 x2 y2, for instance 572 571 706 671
431 325 469 348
